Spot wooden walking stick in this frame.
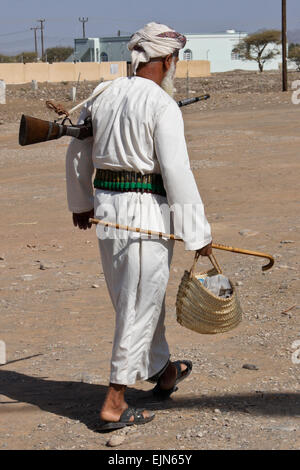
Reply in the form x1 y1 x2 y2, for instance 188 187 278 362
89 218 274 271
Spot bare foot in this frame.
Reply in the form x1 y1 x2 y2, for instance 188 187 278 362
100 404 128 423
100 383 152 423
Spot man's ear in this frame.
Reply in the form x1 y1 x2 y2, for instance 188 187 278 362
163 54 173 72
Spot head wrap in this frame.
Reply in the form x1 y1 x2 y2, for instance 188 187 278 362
128 22 186 74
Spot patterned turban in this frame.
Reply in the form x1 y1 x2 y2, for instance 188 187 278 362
128 22 186 74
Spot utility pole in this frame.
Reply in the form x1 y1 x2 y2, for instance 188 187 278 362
37 19 45 61
282 0 288 91
31 27 39 60
79 17 88 38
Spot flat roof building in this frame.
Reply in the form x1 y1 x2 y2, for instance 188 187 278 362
68 30 282 73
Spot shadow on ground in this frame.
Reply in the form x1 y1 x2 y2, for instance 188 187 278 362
1 370 299 432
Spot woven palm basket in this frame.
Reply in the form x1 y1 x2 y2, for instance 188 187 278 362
176 252 243 334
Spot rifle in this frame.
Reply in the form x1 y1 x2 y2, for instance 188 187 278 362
19 94 210 146
19 114 92 146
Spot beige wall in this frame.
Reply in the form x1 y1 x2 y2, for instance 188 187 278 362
0 64 25 84
0 61 128 84
24 63 50 83
48 63 75 82
0 60 209 84
175 60 210 78
75 62 102 81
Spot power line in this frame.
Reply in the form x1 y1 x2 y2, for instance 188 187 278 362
44 35 74 41
0 29 30 37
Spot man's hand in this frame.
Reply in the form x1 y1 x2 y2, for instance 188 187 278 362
196 241 212 257
72 209 94 230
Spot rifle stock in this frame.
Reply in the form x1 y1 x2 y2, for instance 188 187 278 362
19 114 93 146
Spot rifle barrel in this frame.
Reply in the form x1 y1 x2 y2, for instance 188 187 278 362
177 94 210 108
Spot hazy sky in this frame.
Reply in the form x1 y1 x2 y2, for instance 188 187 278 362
1 0 300 54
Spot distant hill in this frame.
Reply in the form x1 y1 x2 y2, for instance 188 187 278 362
288 30 300 44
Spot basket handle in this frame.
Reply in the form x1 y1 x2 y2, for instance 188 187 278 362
209 253 223 274
190 251 222 278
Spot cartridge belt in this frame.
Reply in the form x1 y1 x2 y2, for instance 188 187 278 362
94 169 166 197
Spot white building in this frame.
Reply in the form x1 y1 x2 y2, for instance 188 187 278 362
69 30 282 73
180 30 281 72
70 36 131 63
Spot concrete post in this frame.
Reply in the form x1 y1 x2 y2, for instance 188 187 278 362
31 79 38 91
0 80 6 104
70 86 76 102
0 340 6 365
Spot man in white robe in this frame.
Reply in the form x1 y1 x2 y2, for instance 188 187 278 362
66 22 212 430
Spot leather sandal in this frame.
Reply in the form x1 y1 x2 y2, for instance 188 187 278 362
152 360 193 400
97 407 155 432
146 358 170 384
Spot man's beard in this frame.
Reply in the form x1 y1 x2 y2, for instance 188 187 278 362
161 58 177 97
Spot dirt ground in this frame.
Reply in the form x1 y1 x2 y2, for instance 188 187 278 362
0 71 299 450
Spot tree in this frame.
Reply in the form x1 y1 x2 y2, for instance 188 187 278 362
46 47 74 63
232 30 281 72
16 52 37 63
0 52 37 63
288 43 300 71
0 54 15 63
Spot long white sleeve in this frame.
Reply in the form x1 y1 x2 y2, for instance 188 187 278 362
154 102 212 251
65 105 94 213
